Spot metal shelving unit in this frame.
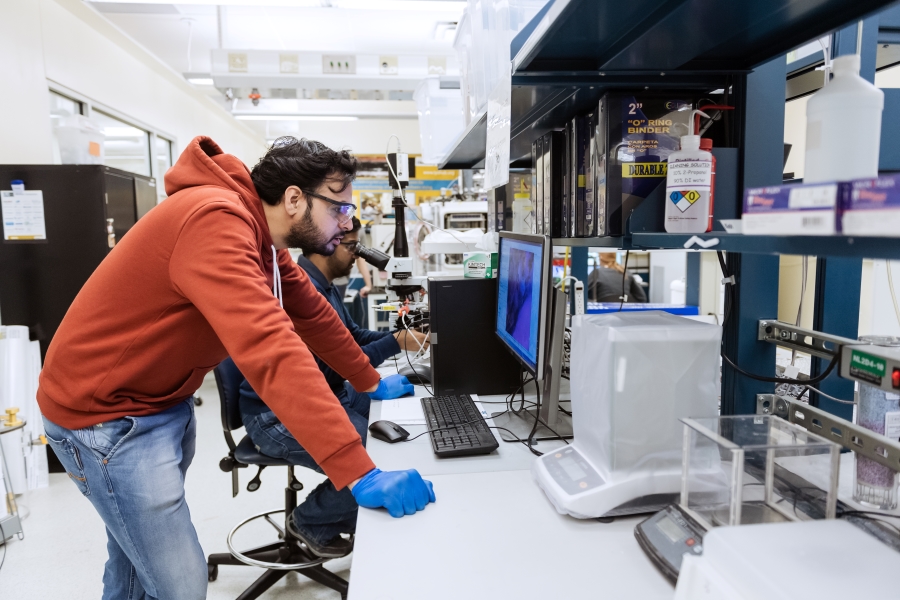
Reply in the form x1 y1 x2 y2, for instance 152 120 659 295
632 233 900 261
444 0 900 419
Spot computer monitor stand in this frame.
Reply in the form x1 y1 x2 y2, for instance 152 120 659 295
491 287 573 442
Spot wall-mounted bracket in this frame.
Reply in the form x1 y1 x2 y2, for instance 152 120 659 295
757 320 856 360
758 393 900 474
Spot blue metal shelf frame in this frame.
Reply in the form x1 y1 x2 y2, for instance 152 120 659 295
474 0 900 418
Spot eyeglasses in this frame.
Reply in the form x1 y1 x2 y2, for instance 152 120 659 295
302 190 356 224
338 240 360 251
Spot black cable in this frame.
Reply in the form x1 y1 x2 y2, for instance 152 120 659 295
716 250 733 327
399 321 434 396
714 249 840 386
839 510 900 537
722 352 839 385
617 250 630 312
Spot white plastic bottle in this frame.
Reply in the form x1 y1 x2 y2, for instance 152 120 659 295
665 135 713 233
804 54 884 184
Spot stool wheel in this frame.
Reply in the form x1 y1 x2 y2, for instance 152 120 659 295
207 564 218 582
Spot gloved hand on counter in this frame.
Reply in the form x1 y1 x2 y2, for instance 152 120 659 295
351 468 436 518
368 374 414 400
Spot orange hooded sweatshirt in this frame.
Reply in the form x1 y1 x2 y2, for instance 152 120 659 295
37 136 379 489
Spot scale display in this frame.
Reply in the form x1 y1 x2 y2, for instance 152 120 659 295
634 504 706 584
543 447 605 495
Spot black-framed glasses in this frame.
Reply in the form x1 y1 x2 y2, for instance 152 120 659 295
302 190 356 224
338 240 360 252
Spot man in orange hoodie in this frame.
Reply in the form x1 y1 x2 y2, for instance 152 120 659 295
37 136 434 600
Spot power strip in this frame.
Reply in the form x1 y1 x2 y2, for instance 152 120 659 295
574 280 585 316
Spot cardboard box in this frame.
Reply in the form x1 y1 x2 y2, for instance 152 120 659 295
841 173 900 236
742 182 845 235
463 252 497 278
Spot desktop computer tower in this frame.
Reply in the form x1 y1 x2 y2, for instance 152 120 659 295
428 277 522 396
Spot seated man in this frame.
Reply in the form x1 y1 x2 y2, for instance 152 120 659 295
239 216 428 558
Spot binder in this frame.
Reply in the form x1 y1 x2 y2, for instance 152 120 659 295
571 115 589 237
562 121 572 237
534 136 544 234
544 131 566 238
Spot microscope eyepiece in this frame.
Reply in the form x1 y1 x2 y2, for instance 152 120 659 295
354 242 391 271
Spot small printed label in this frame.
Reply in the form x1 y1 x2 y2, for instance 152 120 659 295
622 163 668 178
885 412 900 443
788 184 837 209
668 189 705 213
667 159 712 187
849 349 887 385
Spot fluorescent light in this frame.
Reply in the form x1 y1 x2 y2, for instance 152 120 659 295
90 0 464 7
187 78 215 85
331 0 465 10
234 115 359 121
90 0 323 6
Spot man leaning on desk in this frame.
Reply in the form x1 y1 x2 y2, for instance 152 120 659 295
35 135 435 600
239 214 429 558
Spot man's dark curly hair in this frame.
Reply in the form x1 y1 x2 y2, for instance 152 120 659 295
250 136 359 206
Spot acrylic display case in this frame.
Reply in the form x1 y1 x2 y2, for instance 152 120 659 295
679 415 840 529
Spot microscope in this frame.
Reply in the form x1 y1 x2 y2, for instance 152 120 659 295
352 146 428 333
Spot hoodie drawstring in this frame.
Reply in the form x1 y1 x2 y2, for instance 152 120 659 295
272 245 283 308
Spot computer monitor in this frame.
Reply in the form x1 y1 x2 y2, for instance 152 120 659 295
495 231 552 382
493 231 572 441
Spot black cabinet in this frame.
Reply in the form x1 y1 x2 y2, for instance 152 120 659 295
0 165 156 359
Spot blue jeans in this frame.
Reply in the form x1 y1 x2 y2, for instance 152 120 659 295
243 382 369 545
43 399 205 600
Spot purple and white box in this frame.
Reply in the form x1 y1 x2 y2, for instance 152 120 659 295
742 182 845 235
841 174 900 236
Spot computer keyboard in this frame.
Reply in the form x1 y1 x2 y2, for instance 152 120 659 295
420 394 499 458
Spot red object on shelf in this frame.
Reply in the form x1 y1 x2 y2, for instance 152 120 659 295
892 368 900 389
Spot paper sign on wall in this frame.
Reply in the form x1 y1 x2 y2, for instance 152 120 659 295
1 190 47 241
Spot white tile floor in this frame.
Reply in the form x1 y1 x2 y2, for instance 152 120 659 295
0 373 352 599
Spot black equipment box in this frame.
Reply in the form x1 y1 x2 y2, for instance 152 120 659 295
428 277 522 396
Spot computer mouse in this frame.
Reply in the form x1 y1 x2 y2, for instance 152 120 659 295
398 362 431 385
368 420 410 444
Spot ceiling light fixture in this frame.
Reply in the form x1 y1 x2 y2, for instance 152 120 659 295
89 0 464 9
234 115 360 121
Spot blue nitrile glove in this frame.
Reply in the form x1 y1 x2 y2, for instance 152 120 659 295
369 374 414 400
351 468 436 518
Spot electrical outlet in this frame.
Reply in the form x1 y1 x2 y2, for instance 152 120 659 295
322 55 356 74
280 53 299 74
379 55 398 75
228 53 248 73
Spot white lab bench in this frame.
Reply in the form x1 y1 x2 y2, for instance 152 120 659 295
347 380 673 600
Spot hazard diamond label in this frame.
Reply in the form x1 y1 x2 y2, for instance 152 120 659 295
669 190 700 213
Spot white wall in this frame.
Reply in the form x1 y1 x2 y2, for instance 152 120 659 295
262 118 422 156
1 0 267 169
649 250 687 304
0 0 55 163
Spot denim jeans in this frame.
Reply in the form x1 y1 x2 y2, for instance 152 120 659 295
243 381 369 545
43 399 205 600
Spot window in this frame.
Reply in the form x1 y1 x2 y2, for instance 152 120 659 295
49 90 83 120
93 110 152 177
155 136 173 180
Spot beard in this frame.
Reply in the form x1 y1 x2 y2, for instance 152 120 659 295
285 205 339 255
334 254 355 278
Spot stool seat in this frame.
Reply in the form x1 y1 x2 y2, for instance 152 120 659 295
234 435 294 467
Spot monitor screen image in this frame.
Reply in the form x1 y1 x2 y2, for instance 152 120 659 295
496 236 544 373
